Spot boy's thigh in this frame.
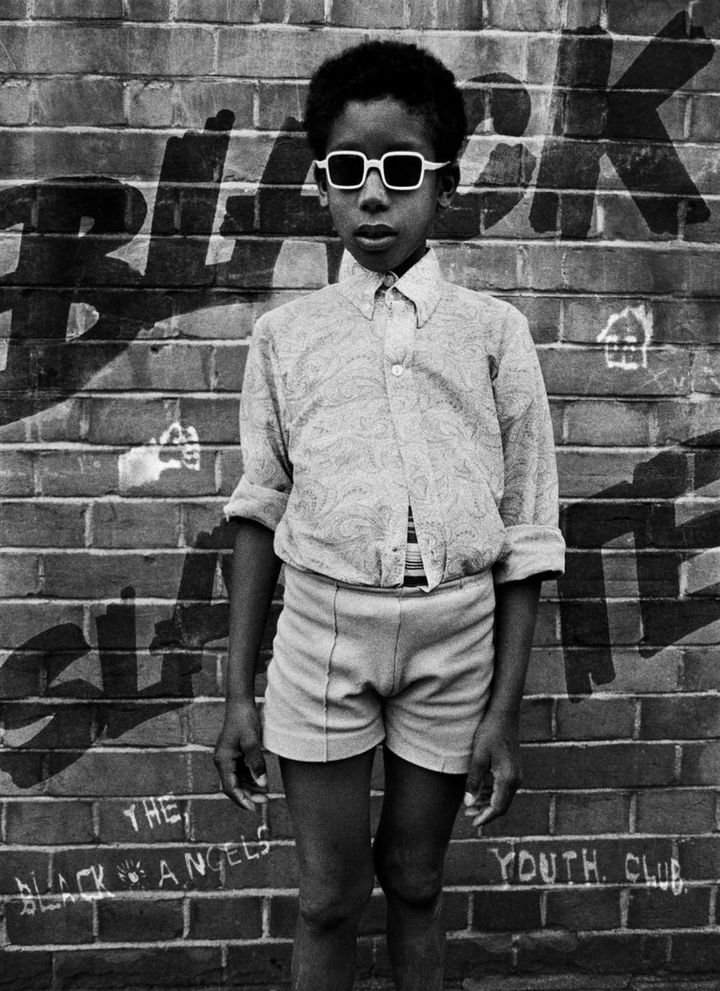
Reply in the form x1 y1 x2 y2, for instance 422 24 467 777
375 746 465 868
385 570 496 775
279 748 376 881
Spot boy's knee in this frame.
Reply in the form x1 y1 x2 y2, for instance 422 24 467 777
298 868 374 933
374 844 443 909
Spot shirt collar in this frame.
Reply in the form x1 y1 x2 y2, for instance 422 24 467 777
337 247 444 327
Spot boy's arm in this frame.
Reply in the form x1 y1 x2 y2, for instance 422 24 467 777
463 574 541 828
214 518 281 812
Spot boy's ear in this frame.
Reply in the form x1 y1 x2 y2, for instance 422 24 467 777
314 164 329 208
436 163 460 211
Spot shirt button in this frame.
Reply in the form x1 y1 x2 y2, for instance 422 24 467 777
383 272 396 287
391 364 403 377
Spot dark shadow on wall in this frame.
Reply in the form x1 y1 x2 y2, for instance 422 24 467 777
0 519 278 789
559 430 720 698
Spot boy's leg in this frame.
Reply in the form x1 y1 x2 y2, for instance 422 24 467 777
279 748 376 991
373 746 466 991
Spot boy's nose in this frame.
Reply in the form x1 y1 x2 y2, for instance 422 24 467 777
358 166 390 207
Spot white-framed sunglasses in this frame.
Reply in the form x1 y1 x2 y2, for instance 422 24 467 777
313 150 451 191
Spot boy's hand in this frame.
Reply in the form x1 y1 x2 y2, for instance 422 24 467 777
462 713 522 830
214 699 269 812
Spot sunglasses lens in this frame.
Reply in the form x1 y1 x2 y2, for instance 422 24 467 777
383 154 422 188
327 153 365 187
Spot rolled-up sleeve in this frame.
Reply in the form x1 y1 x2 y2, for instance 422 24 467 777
223 317 292 530
492 309 565 584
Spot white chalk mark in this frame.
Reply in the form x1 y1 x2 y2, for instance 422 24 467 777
597 304 653 371
118 422 200 492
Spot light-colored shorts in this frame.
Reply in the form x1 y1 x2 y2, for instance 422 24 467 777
262 565 496 774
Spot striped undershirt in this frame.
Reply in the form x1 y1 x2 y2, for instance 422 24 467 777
403 507 427 586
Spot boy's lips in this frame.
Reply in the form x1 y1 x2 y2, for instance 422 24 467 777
354 224 397 250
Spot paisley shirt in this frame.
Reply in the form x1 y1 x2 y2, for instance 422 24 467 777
223 248 565 591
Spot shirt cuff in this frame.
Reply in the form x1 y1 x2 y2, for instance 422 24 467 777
493 524 566 584
222 476 289 531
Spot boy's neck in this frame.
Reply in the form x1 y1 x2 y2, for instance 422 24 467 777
390 243 428 279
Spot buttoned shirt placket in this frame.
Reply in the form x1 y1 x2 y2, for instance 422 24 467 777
380 275 446 590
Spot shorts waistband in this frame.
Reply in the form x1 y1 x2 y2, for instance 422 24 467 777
283 564 492 597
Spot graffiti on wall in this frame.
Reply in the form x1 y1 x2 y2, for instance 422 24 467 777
1 13 720 786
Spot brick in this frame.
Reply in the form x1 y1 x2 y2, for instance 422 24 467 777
125 0 171 19
487 0 562 30
0 0 27 16
6 900 94 946
0 606 85 669
89 500 180 548
46 751 189 796
555 698 637 740
0 746 48 792
187 699 224 746
520 698 552 742
0 24 216 75
0 850 51 893
178 398 240 444
557 449 690 499
330 0 404 26
678 837 720 880
173 80 254 129
0 80 31 125
257 81 306 129
608 0 689 36
188 797 267 842
35 78 124 127
98 796 188 843
259 0 325 24
554 792 632 835
642 696 720 739
124 80 173 128
454 791 552 840
98 897 184 940
6 799 94 844
0 452 34 496
41 551 187 598
32 0 123 14
175 0 257 21
4 700 94 747
565 0 603 31
444 933 514 978
216 26 370 78
546 887 621 930
682 648 720 690
0 553 41 596
55 947 223 988
38 451 119 497
693 348 720 392
472 889 542 931
98 703 186 746
0 950 52 989
565 400 653 446
522 743 677 789
681 741 720 784
189 894 263 938
519 931 667 973
0 501 86 547
669 932 720 972
226 943 293 985
692 0 720 37
629 885 709 930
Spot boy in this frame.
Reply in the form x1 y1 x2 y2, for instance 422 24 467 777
215 40 565 991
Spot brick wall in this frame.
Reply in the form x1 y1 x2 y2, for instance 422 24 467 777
1 1 719 988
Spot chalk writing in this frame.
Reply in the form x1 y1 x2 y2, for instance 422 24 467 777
122 794 184 833
118 422 200 491
491 845 684 894
13 824 271 916
597 304 653 371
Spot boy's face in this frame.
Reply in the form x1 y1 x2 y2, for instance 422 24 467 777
315 97 458 276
